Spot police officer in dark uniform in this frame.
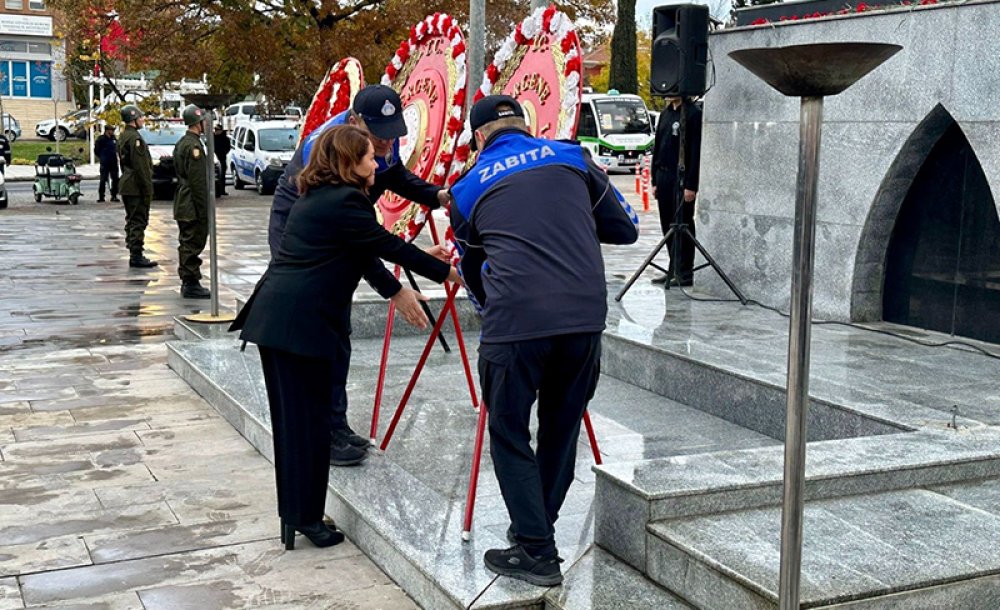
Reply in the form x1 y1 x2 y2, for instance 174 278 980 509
651 96 702 286
213 124 231 196
450 96 639 586
269 84 451 464
118 105 157 268
173 104 211 299
95 124 120 202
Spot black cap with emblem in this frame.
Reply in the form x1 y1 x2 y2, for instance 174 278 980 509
468 95 526 151
352 84 407 141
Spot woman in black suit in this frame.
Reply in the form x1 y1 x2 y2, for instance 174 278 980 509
231 125 460 550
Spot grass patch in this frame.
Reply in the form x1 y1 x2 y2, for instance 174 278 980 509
11 140 89 165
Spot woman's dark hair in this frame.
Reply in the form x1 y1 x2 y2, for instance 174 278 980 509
297 125 372 194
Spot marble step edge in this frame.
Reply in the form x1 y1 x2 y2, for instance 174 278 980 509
230 293 481 340
164 341 542 610
643 497 1000 610
596 426 1000 515
600 330 981 437
593 427 1000 572
543 547 695 610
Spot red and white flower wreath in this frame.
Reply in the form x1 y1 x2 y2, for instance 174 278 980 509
300 57 364 143
381 13 467 243
444 4 583 190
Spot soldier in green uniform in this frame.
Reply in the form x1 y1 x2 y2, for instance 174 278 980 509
117 105 157 268
173 104 211 299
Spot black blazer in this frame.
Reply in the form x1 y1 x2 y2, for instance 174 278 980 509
231 182 451 358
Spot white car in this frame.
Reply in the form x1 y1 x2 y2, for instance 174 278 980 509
229 120 299 195
35 109 89 142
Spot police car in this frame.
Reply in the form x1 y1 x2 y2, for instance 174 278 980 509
229 120 299 196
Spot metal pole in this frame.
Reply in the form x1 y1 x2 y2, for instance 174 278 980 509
203 109 220 317
777 95 824 610
468 0 486 95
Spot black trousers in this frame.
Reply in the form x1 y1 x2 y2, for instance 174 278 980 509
478 332 602 558
328 337 351 432
99 163 120 200
655 175 696 281
258 344 348 526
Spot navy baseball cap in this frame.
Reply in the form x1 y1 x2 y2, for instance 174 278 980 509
352 85 407 140
469 95 525 150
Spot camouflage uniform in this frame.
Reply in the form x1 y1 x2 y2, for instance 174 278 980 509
118 126 153 259
172 130 210 283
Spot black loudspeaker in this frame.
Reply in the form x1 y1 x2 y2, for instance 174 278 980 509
651 4 709 96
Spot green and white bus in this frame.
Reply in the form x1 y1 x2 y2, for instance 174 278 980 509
576 91 654 172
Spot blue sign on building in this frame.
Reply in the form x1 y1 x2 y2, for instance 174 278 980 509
0 63 8 96
10 61 27 97
29 61 50 98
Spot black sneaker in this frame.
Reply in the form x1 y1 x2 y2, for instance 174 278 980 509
181 281 211 299
651 273 669 285
483 545 562 586
330 441 367 466
110 197 121 203
332 425 370 448
129 256 158 268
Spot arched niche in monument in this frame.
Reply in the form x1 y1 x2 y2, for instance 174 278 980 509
851 104 999 343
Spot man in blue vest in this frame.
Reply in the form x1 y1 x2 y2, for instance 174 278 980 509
268 84 450 466
450 95 639 586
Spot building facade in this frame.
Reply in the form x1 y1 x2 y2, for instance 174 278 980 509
0 0 75 138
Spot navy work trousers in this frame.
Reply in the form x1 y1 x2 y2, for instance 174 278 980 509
478 332 602 558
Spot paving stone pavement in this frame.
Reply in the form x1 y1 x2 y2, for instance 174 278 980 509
0 185 422 609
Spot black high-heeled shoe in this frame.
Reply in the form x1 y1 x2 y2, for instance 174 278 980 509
280 519 345 550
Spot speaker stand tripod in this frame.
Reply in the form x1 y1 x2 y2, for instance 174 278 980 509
616 99 747 305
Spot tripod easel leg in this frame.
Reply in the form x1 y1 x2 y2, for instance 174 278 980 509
370 265 403 444
583 411 602 465
379 282 462 451
446 291 480 411
462 401 489 541
615 228 676 302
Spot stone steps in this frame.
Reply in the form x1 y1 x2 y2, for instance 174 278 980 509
645 488 1000 609
593 427 1000 574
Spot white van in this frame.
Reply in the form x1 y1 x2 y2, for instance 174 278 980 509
229 120 300 195
577 91 654 172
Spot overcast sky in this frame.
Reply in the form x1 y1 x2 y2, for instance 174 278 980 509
635 0 734 25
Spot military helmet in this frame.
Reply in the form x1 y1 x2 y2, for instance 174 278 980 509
182 104 206 127
120 104 143 124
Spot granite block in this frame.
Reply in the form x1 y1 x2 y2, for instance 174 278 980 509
0 535 92 578
594 477 650 572
649 488 1000 608
545 547 692 610
0 579 20 610
646 534 774 610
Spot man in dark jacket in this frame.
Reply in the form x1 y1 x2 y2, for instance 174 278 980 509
95 124 120 202
450 96 639 587
0 132 11 175
268 84 451 464
651 97 702 286
213 124 231 196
